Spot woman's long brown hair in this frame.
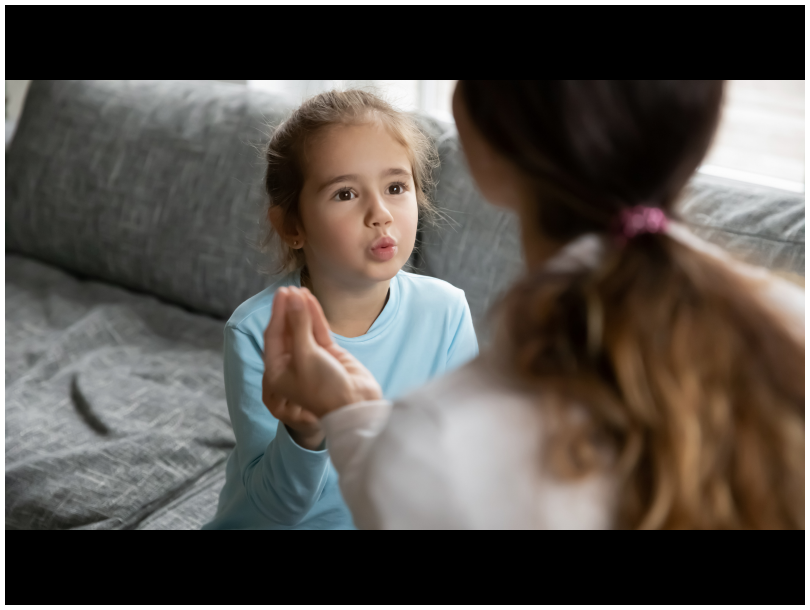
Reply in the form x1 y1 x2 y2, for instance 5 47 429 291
461 80 804 529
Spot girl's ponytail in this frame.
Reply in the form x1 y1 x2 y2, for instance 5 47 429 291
462 80 804 529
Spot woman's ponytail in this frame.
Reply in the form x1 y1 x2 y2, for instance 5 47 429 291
503 231 803 529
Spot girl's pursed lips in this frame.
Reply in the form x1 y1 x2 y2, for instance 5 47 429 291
370 235 397 250
369 235 398 261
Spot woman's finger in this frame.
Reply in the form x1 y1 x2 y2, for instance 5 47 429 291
286 289 316 358
264 287 289 364
325 342 355 364
304 290 334 349
263 390 286 416
325 343 382 400
295 409 320 427
274 398 320 428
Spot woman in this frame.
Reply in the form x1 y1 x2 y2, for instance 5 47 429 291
263 81 804 529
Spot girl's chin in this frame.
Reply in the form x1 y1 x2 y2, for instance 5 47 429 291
362 257 407 281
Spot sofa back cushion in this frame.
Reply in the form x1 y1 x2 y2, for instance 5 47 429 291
419 129 525 340
6 80 288 319
677 175 805 276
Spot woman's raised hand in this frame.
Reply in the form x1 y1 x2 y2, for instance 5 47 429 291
262 390 323 450
263 287 382 419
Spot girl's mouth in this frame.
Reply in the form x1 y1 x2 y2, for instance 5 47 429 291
370 236 398 262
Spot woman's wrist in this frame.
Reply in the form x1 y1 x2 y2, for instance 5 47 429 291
326 385 383 416
286 425 326 451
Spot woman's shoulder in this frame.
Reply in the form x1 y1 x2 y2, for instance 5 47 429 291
669 223 805 342
385 355 614 529
399 355 530 414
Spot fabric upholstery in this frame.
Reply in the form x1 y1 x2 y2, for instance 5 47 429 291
5 254 232 529
677 175 805 275
420 128 525 341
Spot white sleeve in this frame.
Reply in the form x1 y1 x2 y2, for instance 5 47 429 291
322 397 462 529
321 400 393 529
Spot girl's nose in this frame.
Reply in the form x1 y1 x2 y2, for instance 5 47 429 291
366 194 394 227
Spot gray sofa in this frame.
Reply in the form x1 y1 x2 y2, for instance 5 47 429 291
6 80 804 529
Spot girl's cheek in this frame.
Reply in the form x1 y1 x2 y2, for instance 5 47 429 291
321 217 355 250
331 216 365 260
401 200 419 237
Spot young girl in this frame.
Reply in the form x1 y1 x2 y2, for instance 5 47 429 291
203 90 478 530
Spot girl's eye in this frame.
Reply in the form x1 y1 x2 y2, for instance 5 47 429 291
387 182 408 195
334 189 356 201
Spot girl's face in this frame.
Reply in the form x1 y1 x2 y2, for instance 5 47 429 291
296 121 419 287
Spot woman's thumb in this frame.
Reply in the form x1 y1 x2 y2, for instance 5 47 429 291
286 290 315 353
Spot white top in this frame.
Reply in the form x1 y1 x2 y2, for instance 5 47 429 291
321 225 805 529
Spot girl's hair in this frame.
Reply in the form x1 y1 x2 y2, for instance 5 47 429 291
460 80 804 529
263 89 438 272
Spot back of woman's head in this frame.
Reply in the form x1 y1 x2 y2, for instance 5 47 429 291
460 80 804 529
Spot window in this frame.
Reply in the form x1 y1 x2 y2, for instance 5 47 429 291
249 79 804 193
247 80 456 123
700 80 804 193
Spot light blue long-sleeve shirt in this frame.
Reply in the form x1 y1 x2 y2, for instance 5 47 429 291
203 269 479 530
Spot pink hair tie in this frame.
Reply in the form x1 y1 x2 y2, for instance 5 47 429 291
615 205 668 243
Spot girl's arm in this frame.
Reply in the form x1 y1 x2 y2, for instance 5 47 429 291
224 325 331 526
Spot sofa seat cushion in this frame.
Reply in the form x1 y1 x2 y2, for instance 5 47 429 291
5 254 234 529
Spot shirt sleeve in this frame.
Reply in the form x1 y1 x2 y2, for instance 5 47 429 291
322 398 462 530
446 293 479 371
224 324 331 526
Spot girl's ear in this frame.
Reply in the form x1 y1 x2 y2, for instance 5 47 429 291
268 207 306 249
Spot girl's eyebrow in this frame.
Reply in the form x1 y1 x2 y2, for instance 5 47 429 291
381 167 412 179
317 168 412 193
318 174 357 193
